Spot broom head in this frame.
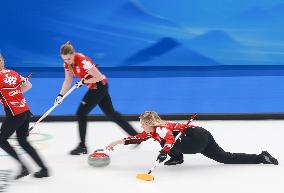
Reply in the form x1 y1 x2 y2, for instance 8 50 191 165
136 173 154 181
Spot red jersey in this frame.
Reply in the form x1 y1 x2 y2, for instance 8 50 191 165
64 53 107 89
0 69 30 116
124 122 197 153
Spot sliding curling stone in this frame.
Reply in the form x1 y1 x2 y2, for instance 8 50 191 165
88 149 110 167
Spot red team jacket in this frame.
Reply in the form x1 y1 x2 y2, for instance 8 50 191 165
64 53 107 89
0 69 29 116
124 122 197 153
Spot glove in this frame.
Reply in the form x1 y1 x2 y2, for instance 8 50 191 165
54 94 63 105
75 79 85 88
157 150 167 163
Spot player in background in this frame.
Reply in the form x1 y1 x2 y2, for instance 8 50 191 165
0 53 49 179
55 41 138 155
107 111 278 166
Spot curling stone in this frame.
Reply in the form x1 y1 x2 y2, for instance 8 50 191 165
88 149 110 167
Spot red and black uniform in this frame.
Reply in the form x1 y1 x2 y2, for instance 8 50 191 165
0 69 47 170
0 69 29 116
64 53 107 90
124 122 263 164
65 53 138 147
124 122 190 153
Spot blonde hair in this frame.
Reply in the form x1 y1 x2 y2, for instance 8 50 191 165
0 53 4 70
139 111 167 127
60 41 75 55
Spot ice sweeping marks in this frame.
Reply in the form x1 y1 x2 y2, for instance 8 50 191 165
0 170 11 193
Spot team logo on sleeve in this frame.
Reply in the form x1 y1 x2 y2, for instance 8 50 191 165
82 59 93 70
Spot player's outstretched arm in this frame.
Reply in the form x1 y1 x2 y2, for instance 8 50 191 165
106 139 125 151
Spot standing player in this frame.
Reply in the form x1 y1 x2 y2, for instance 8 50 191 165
55 41 138 155
107 111 278 166
0 53 49 179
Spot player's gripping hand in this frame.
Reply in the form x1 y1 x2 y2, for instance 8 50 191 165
157 150 167 163
54 94 63 105
75 79 85 88
20 77 29 85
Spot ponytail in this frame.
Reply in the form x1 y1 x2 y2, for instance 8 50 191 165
60 41 75 55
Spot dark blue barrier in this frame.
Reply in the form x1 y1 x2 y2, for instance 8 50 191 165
12 65 284 78
1 66 284 115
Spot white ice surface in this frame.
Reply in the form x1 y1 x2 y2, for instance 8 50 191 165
0 120 283 193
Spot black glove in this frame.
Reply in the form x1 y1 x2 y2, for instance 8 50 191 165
157 150 167 163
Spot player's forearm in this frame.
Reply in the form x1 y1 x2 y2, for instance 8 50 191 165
20 80 32 93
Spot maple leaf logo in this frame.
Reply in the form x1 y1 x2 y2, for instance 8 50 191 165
82 59 93 70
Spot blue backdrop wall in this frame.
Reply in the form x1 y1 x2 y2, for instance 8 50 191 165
1 0 284 115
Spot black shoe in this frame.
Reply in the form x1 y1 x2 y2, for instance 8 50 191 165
33 168 49 178
70 144 88 155
14 166 30 180
259 151 278 165
164 156 184 166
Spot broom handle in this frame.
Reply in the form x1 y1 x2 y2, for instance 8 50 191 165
147 113 197 174
29 84 77 132
148 132 183 174
29 75 88 132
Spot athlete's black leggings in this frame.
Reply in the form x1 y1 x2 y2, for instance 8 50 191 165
76 82 138 145
0 111 47 169
169 127 261 164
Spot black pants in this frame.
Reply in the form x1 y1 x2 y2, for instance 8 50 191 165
169 127 261 164
76 82 138 144
0 111 47 169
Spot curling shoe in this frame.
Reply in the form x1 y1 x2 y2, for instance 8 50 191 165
14 166 30 180
70 143 88 155
164 155 184 166
33 168 49 178
259 151 278 165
